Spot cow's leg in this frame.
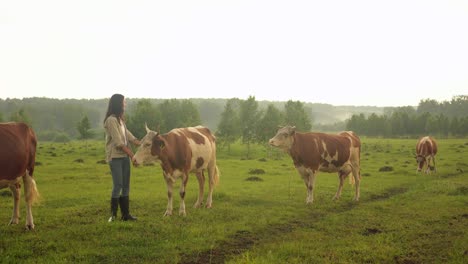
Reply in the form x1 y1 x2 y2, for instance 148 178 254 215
422 156 432 174
206 164 218 208
333 171 347 200
164 176 174 216
9 183 21 225
351 165 361 201
23 171 37 230
194 171 205 208
309 172 317 204
301 169 316 204
425 157 431 174
297 167 313 204
429 155 436 173
179 173 188 216
425 160 430 174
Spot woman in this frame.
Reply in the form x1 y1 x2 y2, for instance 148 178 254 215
104 94 140 222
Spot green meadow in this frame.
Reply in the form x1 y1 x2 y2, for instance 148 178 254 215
0 138 467 264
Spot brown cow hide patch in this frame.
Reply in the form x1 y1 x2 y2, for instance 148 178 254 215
196 157 204 169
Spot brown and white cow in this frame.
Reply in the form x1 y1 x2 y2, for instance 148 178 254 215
133 125 219 216
0 122 40 230
269 126 361 204
415 136 438 174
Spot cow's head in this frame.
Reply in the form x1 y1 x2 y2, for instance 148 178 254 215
269 125 296 151
415 154 426 172
133 124 160 165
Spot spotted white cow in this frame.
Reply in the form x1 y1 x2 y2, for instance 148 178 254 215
133 125 219 216
269 126 361 204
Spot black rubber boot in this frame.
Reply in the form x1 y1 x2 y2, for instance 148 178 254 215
108 198 119 222
120 196 137 221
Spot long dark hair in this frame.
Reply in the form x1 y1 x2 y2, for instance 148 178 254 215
104 94 125 124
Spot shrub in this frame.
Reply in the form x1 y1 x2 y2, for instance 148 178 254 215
379 166 394 172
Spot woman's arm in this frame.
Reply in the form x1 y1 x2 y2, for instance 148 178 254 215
121 145 135 159
126 128 141 146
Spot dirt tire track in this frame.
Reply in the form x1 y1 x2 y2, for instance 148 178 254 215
179 186 409 264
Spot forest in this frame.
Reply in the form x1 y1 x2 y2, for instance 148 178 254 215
346 96 468 137
0 95 467 144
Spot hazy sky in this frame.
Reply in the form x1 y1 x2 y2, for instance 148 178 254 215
1 0 467 106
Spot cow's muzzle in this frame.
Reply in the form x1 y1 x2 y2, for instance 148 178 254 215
131 156 140 167
268 139 275 146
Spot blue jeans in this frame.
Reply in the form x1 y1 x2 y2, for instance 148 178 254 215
109 157 131 198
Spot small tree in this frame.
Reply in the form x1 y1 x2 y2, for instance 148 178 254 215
179 100 202 127
257 104 284 159
77 115 93 140
283 100 312 132
216 98 241 152
257 104 283 143
127 99 161 138
450 116 460 136
346 113 367 135
239 96 260 159
10 107 31 125
459 116 468 136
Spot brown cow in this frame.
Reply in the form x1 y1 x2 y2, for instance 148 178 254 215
133 125 219 216
269 126 361 204
415 136 438 174
0 122 39 230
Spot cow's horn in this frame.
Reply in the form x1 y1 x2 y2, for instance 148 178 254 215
145 123 151 133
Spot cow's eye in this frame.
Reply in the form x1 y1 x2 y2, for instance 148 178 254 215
145 143 151 147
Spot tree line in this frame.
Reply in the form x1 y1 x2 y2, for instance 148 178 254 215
346 96 468 137
0 96 318 142
1 95 467 144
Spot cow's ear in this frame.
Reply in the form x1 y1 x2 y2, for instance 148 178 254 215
290 126 296 135
156 124 160 134
152 136 166 149
151 137 165 155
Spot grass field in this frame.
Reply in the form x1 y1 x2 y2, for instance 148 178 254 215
0 138 467 263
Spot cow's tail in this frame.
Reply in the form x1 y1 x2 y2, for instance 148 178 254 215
349 173 355 185
211 165 220 187
25 170 40 205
